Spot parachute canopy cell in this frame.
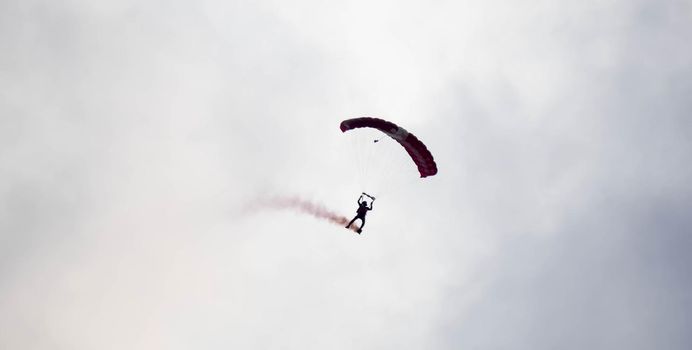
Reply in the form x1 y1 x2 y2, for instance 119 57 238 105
340 117 438 178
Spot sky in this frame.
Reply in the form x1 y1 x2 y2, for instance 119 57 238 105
1 0 691 349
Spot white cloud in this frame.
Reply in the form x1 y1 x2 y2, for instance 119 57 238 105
1 0 690 349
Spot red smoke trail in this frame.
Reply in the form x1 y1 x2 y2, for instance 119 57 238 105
248 196 360 233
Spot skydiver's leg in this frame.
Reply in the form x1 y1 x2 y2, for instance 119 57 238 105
346 216 358 228
357 216 365 233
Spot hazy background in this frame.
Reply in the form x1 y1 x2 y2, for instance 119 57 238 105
1 0 691 349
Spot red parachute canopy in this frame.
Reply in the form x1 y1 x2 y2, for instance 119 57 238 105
340 117 438 178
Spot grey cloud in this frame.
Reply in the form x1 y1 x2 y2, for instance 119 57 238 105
1 0 691 349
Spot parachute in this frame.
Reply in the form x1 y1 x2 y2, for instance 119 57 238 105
340 117 438 178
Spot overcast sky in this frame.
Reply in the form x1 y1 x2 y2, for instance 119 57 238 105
1 0 691 349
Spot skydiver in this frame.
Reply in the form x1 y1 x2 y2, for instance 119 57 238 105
346 194 374 234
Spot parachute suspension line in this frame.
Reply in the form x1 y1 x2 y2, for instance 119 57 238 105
374 137 414 197
369 134 432 198
370 137 398 196
340 117 438 199
374 149 411 197
358 129 378 192
363 133 377 191
349 132 361 188
353 132 368 190
350 129 377 191
388 135 416 194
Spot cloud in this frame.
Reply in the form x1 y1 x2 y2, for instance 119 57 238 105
1 0 690 349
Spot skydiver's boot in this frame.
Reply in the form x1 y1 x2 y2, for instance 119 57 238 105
357 229 362 234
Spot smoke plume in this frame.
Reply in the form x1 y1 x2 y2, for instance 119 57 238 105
248 196 361 233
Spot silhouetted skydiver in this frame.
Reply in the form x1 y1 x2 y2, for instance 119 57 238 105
346 194 374 234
